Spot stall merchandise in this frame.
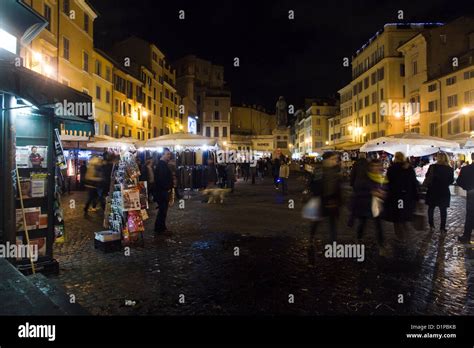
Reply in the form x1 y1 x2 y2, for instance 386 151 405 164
98 149 148 251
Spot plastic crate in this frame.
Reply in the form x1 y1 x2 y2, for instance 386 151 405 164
94 239 122 253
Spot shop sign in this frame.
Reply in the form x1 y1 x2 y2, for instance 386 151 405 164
188 118 197 134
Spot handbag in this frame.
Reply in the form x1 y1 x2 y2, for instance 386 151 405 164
302 197 322 221
371 196 383 218
422 166 434 188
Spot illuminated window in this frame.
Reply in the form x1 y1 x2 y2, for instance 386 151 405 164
44 5 52 31
63 37 70 60
84 14 89 33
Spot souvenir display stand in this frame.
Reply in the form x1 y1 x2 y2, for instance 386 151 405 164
94 146 149 252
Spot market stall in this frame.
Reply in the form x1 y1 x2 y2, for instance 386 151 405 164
360 133 460 184
87 135 137 150
138 133 219 192
360 133 460 157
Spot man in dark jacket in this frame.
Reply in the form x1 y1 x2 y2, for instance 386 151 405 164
154 148 173 234
457 153 474 243
424 153 454 233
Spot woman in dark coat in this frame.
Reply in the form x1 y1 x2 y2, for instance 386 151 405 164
384 152 419 240
424 152 454 232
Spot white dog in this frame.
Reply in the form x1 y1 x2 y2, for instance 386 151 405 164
202 188 231 204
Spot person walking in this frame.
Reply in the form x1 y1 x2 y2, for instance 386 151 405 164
257 159 265 179
424 152 454 233
83 155 104 216
353 159 388 254
279 157 290 194
153 149 173 235
217 164 227 188
99 152 114 211
309 152 341 243
242 162 250 182
79 161 87 190
225 163 236 193
250 161 257 184
457 153 474 243
348 152 369 227
272 155 282 189
145 159 155 202
384 152 419 241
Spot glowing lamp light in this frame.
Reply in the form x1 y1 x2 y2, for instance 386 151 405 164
394 111 402 118
325 141 329 145
43 64 53 76
461 107 472 115
223 141 228 146
179 124 183 130
143 111 148 117
33 51 43 62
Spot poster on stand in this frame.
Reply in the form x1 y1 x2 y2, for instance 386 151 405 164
138 181 149 209
16 146 48 168
121 186 141 211
16 207 41 231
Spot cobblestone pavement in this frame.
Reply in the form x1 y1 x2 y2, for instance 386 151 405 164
51 174 474 315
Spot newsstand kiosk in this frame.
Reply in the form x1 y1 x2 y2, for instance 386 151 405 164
0 61 94 275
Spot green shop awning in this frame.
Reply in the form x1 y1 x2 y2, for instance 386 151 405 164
56 114 94 140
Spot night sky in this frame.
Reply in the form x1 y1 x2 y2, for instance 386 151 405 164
91 0 472 113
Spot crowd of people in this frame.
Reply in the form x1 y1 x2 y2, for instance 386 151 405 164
76 147 474 250
77 149 295 235
305 150 474 255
